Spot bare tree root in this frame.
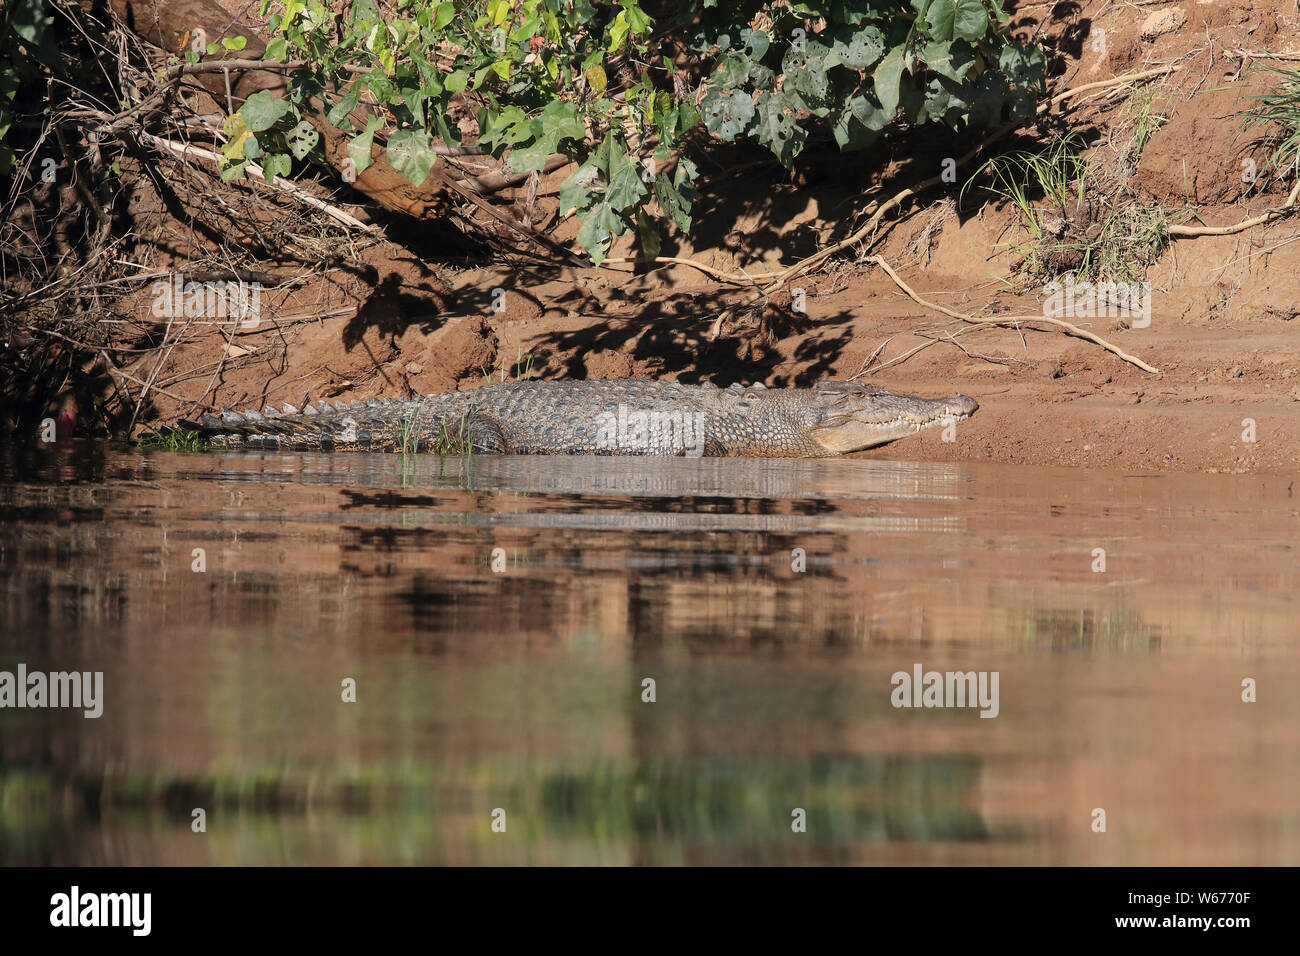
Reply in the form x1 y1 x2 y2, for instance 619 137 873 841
704 120 1020 339
866 255 1161 374
600 256 786 285
1168 180 1300 237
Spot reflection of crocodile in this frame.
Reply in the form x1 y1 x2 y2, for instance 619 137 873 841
178 379 978 457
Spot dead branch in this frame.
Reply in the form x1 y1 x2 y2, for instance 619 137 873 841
867 255 1161 374
138 132 378 232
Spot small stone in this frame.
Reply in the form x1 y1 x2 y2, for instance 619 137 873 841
405 362 424 375
1227 366 1244 378
1141 9 1187 41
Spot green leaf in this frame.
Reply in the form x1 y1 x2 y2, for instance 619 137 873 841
444 70 469 94
507 100 587 172
262 152 292 181
220 159 249 183
507 138 552 173
264 36 286 62
433 2 455 30
953 0 991 42
432 105 461 149
920 75 974 127
241 90 294 132
967 71 1007 128
347 116 383 175
926 0 988 43
576 201 625 264
559 162 603 217
286 120 319 160
753 93 807 167
653 170 692 233
922 40 977 83
606 160 649 212
827 26 886 70
739 28 770 61
833 91 889 150
386 128 438 185
874 46 906 118
477 105 531 151
327 86 362 129
636 209 662 260
222 36 248 51
701 88 755 141
782 43 834 114
717 52 751 88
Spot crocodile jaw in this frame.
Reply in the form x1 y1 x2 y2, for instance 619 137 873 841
811 393 979 454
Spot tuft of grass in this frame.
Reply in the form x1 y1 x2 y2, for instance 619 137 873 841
963 135 1092 283
965 132 1175 286
425 410 477 457
1114 82 1171 167
965 134 1089 230
134 427 209 451
1238 63 1300 193
481 346 537 386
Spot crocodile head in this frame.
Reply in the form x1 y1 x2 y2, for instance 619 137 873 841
801 381 979 454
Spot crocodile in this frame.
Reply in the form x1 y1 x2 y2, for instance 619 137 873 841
175 379 978 457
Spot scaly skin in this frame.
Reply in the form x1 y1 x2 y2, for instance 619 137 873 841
176 379 979 457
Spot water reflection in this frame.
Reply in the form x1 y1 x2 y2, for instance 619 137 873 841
0 444 1297 864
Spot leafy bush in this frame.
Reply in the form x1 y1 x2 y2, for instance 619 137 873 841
224 1 1045 262
691 1 1046 166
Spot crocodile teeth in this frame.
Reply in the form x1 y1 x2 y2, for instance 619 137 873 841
280 403 298 415
303 404 318 415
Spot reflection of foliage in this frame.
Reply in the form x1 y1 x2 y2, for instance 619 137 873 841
249 1 1045 262
0 753 990 863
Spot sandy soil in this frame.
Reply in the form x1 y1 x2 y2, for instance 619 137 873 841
113 0 1300 475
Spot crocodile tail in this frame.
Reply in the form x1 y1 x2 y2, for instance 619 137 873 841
179 400 376 450
177 396 472 452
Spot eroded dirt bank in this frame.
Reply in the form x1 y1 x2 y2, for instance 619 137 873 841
53 1 1300 474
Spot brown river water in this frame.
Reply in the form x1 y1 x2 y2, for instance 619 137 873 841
1 444 1297 865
